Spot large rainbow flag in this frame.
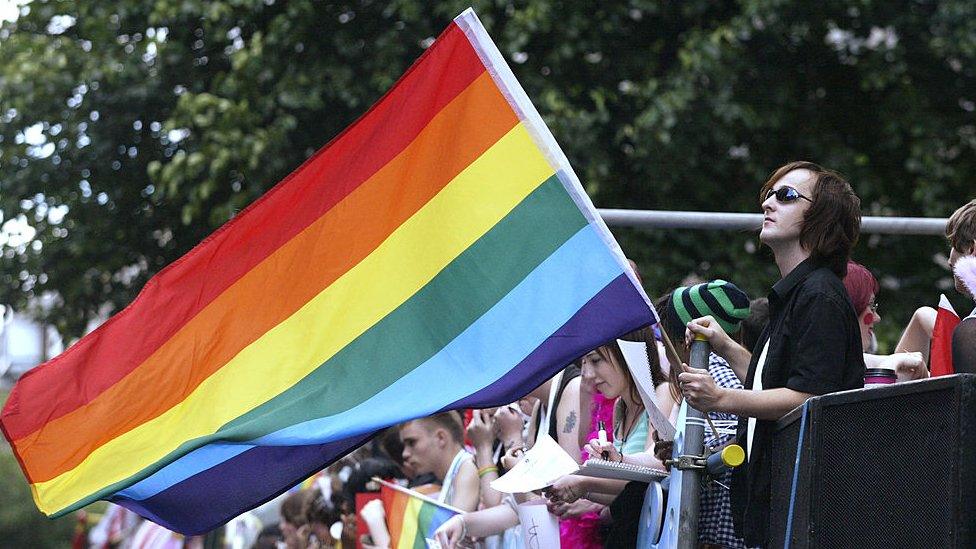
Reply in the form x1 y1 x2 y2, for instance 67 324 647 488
378 481 459 548
0 8 655 534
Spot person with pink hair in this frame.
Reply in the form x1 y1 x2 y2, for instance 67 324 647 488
843 261 882 353
844 261 928 381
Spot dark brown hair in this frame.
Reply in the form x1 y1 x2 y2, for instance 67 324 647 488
303 488 340 527
759 161 861 277
654 293 691 404
402 412 464 445
280 489 312 526
946 199 976 253
595 326 664 436
379 426 405 466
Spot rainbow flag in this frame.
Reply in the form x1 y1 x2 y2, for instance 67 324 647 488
378 482 459 549
0 8 655 534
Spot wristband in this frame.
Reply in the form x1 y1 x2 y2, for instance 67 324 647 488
477 465 498 478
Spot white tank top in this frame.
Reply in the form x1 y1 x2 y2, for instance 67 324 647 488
438 448 471 505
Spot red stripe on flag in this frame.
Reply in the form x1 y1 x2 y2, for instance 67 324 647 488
13 73 518 483
1 22 485 441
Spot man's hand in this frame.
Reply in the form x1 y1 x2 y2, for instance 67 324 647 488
547 498 603 519
500 444 527 471
685 315 733 356
545 475 586 504
881 352 928 382
466 409 495 451
678 362 726 413
434 515 466 549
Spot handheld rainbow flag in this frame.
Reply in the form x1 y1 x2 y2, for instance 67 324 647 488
377 480 459 548
0 8 655 534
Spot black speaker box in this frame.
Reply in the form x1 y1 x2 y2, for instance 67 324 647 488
767 374 976 548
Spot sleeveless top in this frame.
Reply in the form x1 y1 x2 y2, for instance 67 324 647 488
613 411 649 455
437 448 471 506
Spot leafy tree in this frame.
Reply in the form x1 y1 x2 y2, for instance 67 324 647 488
0 453 77 547
1 0 975 350
2 391 78 547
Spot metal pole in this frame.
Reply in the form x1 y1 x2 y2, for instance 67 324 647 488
598 209 948 236
676 336 710 548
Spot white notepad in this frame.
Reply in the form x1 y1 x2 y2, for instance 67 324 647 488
576 458 669 483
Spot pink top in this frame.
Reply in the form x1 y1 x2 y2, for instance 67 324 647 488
559 392 616 548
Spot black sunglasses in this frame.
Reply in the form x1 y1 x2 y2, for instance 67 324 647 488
765 186 813 204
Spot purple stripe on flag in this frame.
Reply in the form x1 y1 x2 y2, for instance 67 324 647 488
110 273 649 535
111 431 375 534
444 273 652 411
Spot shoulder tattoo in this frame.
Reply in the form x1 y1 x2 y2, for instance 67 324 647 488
563 411 577 433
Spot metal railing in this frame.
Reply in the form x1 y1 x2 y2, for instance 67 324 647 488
598 209 948 236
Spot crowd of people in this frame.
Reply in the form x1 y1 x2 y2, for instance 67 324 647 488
272 162 975 549
85 163 976 549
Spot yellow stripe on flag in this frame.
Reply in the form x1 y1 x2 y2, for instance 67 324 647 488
398 497 423 549
33 123 554 514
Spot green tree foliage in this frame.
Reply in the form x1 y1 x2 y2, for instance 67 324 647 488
1 1 975 347
2 392 78 547
0 453 76 547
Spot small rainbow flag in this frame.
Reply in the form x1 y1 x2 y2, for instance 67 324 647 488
0 9 654 534
378 481 459 548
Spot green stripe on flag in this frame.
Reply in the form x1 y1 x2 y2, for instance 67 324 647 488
53 173 587 515
219 174 585 436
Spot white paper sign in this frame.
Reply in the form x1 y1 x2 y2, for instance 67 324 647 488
618 339 676 441
516 501 560 549
618 339 658 408
489 434 578 493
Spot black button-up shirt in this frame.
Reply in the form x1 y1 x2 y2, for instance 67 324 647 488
730 257 865 545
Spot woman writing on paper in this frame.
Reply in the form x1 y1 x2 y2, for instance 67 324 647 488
544 327 673 547
433 326 666 549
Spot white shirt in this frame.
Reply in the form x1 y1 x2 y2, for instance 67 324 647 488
746 340 770 461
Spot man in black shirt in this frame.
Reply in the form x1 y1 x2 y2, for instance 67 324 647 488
677 161 865 546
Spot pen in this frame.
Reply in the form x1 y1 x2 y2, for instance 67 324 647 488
598 420 609 460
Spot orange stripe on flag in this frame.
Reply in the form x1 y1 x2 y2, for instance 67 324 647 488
0 22 484 443
385 488 410 543
13 72 518 483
